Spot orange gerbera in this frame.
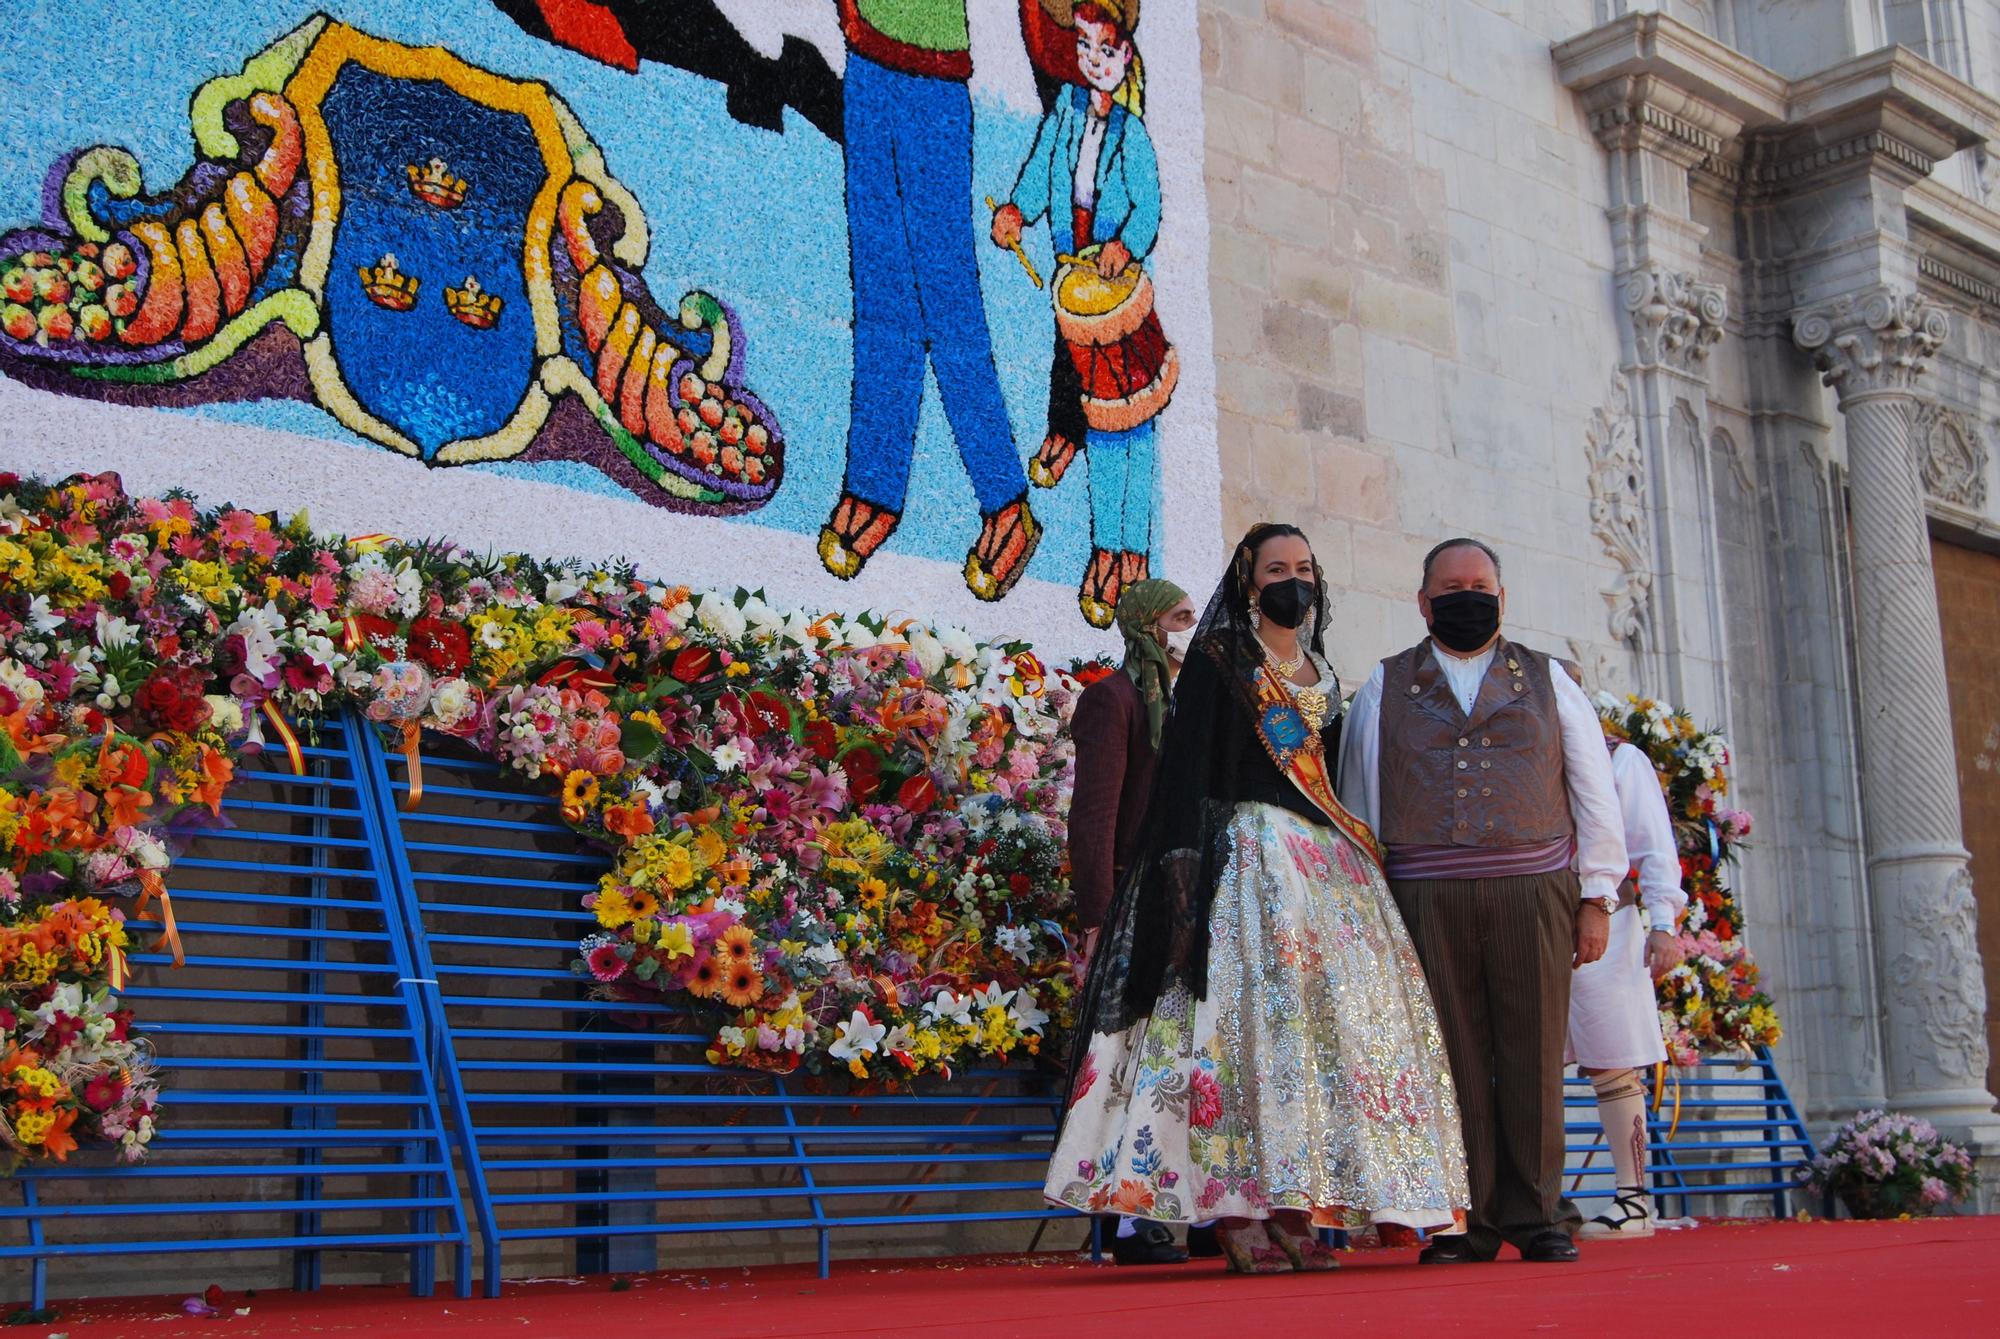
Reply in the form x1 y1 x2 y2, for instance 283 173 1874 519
719 962 765 1009
626 889 660 920
717 924 756 965
686 951 723 998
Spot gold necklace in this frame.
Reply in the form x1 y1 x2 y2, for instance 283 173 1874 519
1262 641 1328 729
1260 638 1304 677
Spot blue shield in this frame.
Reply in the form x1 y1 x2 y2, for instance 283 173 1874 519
319 64 541 458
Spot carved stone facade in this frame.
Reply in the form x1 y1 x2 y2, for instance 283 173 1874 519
1584 375 1655 651
1793 291 1953 400
1556 9 2000 1161
1623 269 1728 370
1916 402 1992 509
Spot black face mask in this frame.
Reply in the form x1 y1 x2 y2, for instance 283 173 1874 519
1257 577 1316 631
1427 590 1501 654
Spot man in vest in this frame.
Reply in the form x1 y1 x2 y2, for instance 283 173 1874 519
1337 538 1627 1263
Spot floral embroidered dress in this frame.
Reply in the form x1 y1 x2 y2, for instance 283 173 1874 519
1045 652 1468 1230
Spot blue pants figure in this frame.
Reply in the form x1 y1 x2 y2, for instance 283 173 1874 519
1075 419 1159 627
820 54 1041 600
1087 421 1158 557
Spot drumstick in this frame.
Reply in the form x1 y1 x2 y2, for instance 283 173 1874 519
985 196 1044 289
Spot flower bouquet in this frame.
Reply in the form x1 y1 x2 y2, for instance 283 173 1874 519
3 468 1089 1167
1801 1109 1979 1218
1596 692 1779 1062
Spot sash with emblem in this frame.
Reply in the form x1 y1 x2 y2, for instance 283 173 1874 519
1245 663 1386 866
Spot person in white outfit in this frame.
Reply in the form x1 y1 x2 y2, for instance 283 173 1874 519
1557 662 1687 1239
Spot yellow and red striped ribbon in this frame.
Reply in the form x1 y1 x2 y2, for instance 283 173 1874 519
260 699 306 777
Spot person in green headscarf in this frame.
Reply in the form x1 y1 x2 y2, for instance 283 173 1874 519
1067 577 1193 1264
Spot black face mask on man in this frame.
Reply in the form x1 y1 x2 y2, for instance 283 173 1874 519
1426 589 1501 653
1257 577 1316 631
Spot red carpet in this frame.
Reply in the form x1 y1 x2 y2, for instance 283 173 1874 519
25 1217 1995 1338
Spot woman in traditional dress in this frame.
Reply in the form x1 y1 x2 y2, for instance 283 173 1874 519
1046 523 1469 1272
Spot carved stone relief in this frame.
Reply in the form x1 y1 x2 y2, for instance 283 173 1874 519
1793 289 1952 401
1585 374 1655 652
1913 402 1990 511
1888 867 1992 1090
1623 269 1728 372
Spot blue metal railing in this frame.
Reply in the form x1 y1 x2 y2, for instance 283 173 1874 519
349 723 1071 1297
1564 1048 1815 1218
3 712 1816 1302
2 715 472 1310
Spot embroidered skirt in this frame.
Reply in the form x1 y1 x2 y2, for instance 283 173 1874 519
1044 802 1469 1229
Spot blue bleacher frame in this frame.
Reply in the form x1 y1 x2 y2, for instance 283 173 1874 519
3 712 1818 1302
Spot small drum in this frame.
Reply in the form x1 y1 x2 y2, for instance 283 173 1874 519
1053 248 1180 433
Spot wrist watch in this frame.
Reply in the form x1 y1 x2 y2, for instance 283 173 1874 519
1582 893 1617 916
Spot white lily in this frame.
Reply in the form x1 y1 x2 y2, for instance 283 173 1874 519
828 1009 887 1060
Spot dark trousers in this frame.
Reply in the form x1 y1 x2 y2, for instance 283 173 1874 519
1391 871 1578 1258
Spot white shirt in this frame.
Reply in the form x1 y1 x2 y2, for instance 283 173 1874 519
1609 740 1687 934
1435 645 1495 716
1336 644 1629 901
1074 111 1108 210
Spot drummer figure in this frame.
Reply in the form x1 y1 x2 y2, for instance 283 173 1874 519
993 0 1171 629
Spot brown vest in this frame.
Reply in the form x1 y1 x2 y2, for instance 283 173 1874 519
1377 637 1574 849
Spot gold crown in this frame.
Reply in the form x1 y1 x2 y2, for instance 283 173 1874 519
358 254 418 311
445 275 503 329
406 158 468 208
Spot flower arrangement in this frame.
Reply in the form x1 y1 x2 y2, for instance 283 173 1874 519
1800 1110 1979 1218
1 469 1085 1166
1595 692 1780 1064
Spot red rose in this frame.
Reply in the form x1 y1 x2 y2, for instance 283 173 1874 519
1008 873 1033 897
408 617 471 675
0 684 17 716
107 570 131 599
165 695 211 734
671 646 716 682
134 671 184 723
803 718 837 760
896 774 938 815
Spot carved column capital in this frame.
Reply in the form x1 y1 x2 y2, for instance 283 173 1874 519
1792 289 1951 401
1623 269 1727 372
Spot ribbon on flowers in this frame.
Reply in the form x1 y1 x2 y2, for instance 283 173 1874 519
134 868 186 968
107 942 130 991
347 532 397 554
400 720 423 810
260 700 306 777
343 615 364 652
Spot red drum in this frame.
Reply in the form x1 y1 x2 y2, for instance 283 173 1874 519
1053 254 1180 433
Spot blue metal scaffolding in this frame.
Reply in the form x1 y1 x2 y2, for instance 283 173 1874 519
3 713 1817 1303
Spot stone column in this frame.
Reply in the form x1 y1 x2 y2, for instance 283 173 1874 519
1793 289 2000 1136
